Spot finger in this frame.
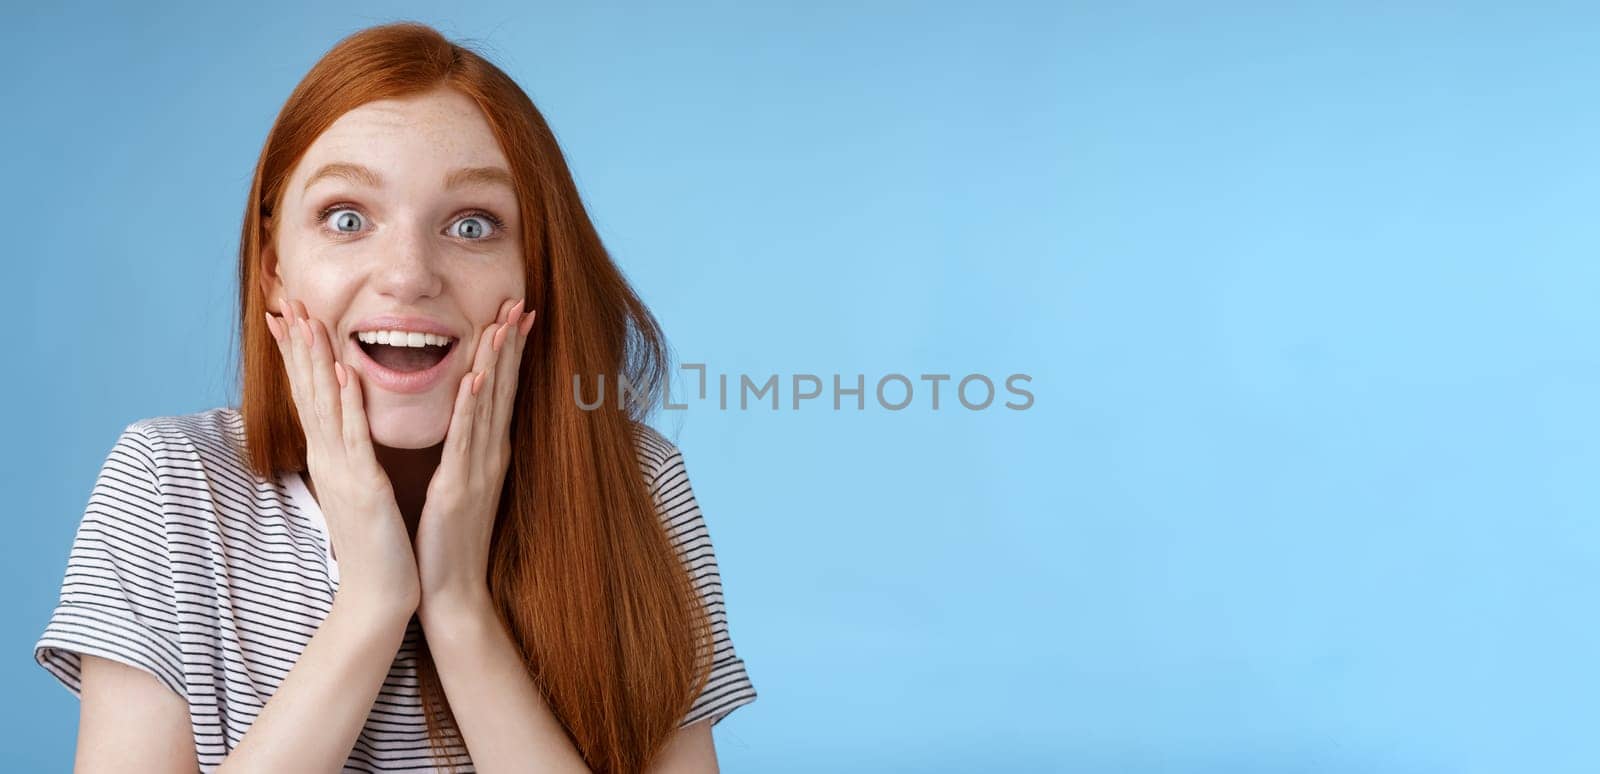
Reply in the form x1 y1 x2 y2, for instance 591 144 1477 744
336 360 378 468
264 311 285 344
478 296 515 375
283 297 311 392
490 301 527 442
468 318 501 398
280 299 325 452
451 318 496 466
292 304 331 442
307 317 343 428
474 320 509 438
440 371 478 479
475 304 520 463
265 312 306 418
510 304 536 373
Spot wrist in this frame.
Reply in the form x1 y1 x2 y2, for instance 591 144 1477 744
417 584 496 632
334 580 420 626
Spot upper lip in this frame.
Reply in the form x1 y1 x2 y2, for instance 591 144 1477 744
349 315 460 342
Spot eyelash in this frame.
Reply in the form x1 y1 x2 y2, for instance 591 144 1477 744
315 202 507 239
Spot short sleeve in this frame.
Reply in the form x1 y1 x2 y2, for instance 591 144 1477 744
34 423 186 700
648 443 759 729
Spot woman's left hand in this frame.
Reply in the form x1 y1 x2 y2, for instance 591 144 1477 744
414 297 536 617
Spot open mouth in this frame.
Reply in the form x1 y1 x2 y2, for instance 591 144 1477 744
353 330 458 373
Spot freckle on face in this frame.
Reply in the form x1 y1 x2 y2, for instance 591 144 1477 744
273 88 526 449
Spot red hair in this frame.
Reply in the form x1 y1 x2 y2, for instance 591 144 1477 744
235 22 711 772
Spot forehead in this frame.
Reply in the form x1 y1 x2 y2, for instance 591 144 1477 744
290 88 509 189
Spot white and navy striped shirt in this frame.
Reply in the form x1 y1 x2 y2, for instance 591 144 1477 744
34 407 757 772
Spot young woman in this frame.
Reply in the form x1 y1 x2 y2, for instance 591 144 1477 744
33 22 756 773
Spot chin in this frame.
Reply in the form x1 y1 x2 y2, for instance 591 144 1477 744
364 401 450 449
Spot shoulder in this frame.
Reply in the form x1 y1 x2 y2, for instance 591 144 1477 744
113 407 259 485
125 406 245 449
630 420 683 478
628 422 712 542
74 409 252 558
629 421 699 499
87 409 281 556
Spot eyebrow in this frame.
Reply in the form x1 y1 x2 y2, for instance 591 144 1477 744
301 162 515 194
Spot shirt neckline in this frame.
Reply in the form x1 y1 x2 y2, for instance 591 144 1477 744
281 470 342 585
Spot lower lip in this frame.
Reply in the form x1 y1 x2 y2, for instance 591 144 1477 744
350 338 460 394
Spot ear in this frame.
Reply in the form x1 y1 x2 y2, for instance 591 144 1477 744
258 217 285 313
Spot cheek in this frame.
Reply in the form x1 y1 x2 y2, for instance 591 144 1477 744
280 260 358 312
469 262 530 321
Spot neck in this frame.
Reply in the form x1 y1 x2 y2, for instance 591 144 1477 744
373 442 444 536
299 443 442 544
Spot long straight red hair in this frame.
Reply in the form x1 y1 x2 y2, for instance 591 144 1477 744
234 22 711 773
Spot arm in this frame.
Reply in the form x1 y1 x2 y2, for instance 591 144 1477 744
75 656 197 773
420 591 720 774
213 588 413 773
205 304 424 770
72 585 411 773
418 589 588 772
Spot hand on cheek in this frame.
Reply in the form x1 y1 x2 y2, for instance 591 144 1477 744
414 296 537 615
265 297 421 612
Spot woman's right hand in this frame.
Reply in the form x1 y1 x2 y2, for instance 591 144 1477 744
266 298 421 617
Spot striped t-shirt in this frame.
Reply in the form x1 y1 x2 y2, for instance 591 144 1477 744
33 407 757 772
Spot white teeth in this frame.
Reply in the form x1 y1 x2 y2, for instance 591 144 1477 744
356 329 454 347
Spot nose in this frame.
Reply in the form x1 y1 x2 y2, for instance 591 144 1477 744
372 223 444 302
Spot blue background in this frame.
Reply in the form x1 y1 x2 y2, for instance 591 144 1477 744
4 2 1595 772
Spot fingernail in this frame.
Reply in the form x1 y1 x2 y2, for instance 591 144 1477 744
334 362 347 388
519 308 536 335
471 370 486 395
264 312 279 341
509 299 525 326
493 323 510 352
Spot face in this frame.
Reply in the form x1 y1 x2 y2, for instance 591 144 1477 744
262 87 525 449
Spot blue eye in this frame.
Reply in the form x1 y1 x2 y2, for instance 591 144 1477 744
320 206 364 234
316 203 505 240
450 212 502 240
328 207 363 231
